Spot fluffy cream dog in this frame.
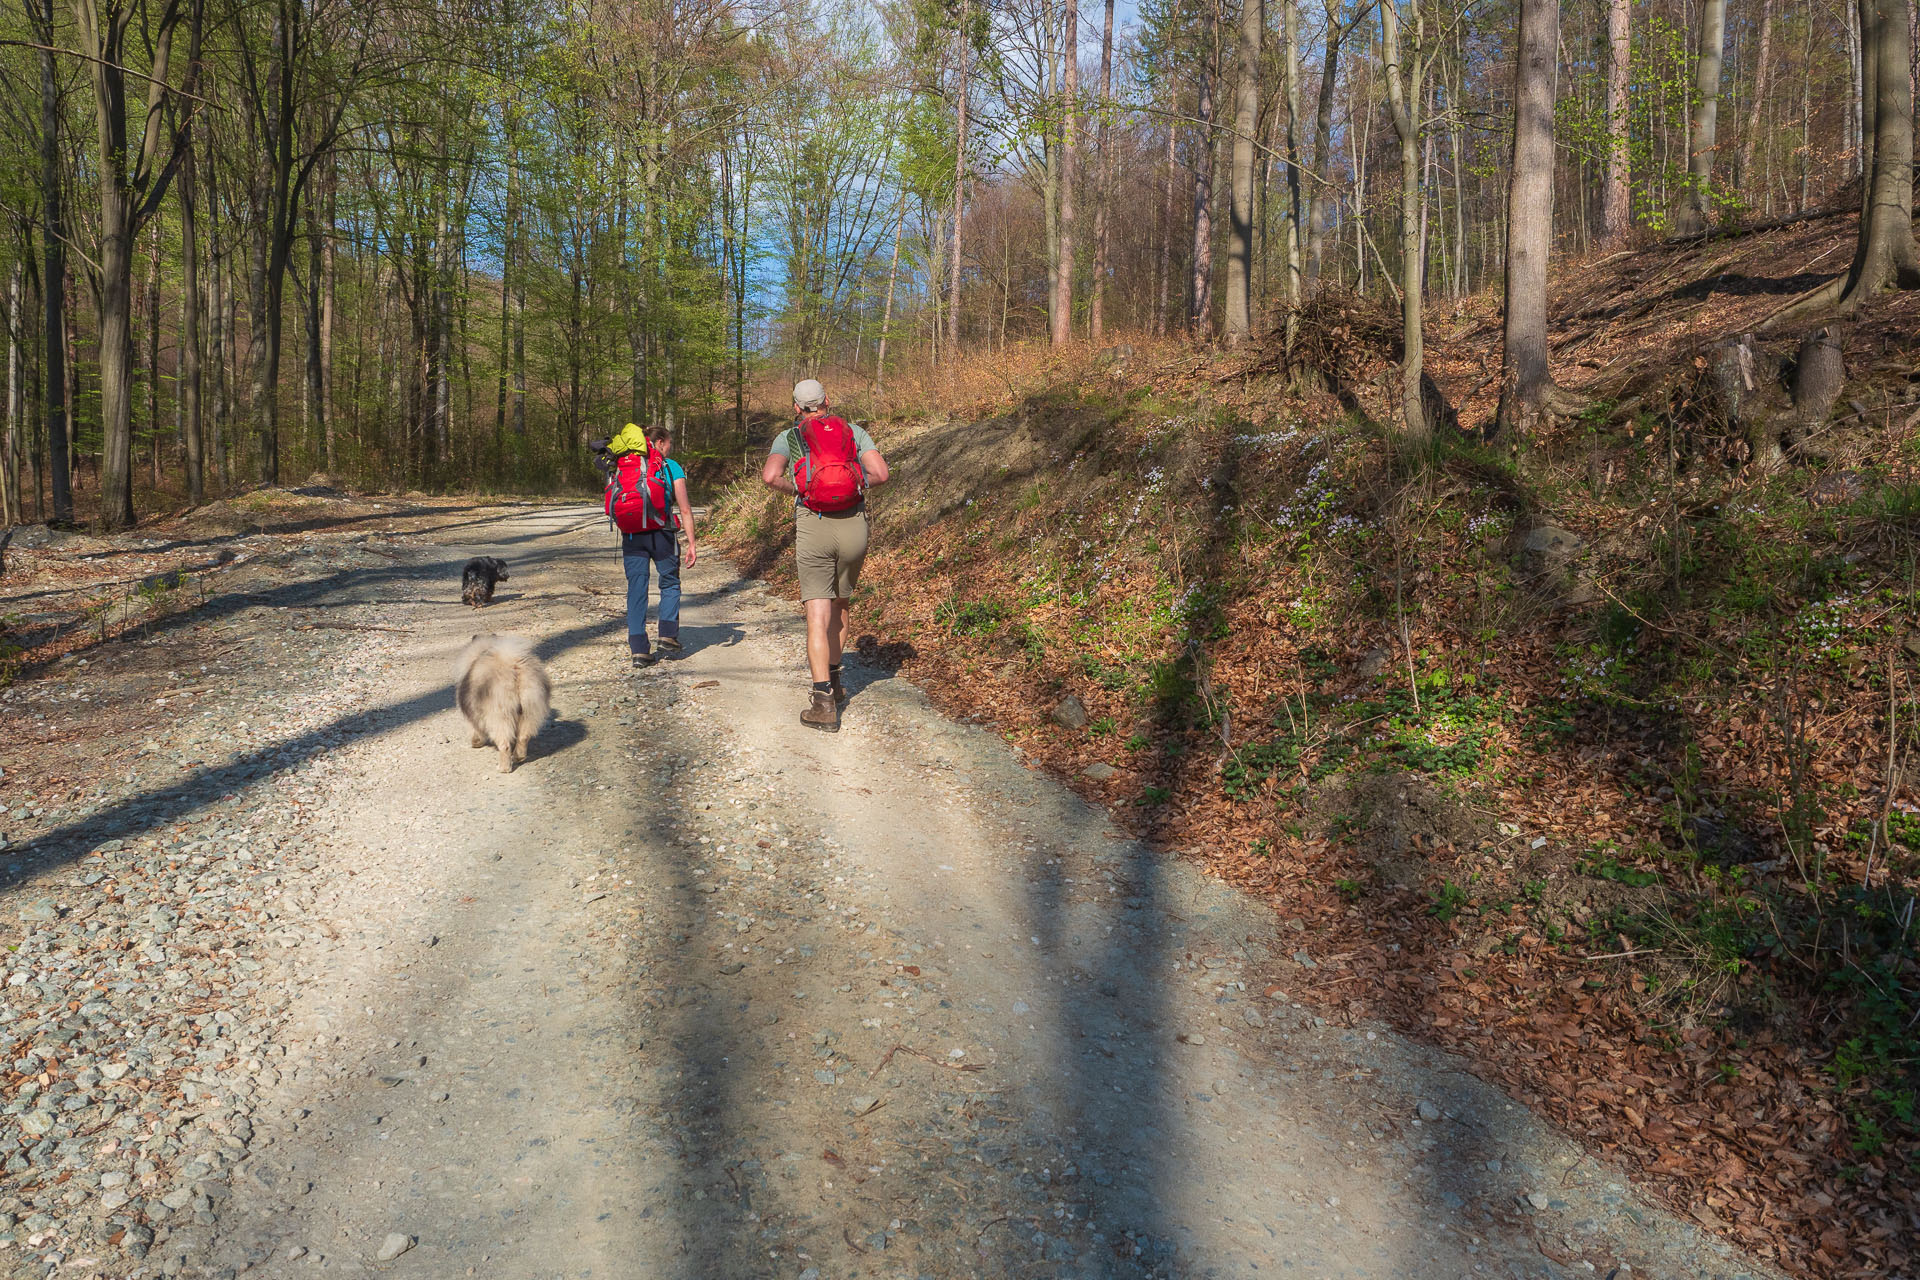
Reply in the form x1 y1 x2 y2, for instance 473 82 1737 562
453 634 551 773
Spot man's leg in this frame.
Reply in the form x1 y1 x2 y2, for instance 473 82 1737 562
805 597 835 683
653 531 682 649
621 535 652 656
826 599 848 665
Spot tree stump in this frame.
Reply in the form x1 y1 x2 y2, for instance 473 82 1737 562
1787 328 1845 450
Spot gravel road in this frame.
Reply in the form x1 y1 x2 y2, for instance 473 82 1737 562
2 503 1776 1280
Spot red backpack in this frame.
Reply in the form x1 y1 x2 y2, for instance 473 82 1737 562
605 446 675 533
792 415 865 514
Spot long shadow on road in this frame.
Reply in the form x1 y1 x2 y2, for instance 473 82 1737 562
10 602 620 889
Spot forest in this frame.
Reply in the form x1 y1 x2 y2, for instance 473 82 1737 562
0 0 1910 533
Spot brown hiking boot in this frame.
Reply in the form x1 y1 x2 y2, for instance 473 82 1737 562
800 688 841 732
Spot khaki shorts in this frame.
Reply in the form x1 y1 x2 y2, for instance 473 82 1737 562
794 508 869 601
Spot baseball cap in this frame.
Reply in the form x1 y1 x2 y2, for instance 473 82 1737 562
792 379 827 409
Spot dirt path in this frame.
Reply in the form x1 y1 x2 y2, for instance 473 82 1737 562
7 503 1774 1279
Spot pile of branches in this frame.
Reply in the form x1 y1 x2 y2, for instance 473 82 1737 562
1267 293 1401 386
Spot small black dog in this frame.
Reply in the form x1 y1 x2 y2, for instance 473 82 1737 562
461 556 509 608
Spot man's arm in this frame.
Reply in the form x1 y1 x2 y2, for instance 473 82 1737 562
860 450 889 486
761 452 797 495
673 476 698 567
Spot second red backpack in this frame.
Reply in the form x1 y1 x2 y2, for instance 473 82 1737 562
793 415 865 514
605 447 675 533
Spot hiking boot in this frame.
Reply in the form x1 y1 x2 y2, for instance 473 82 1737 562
657 636 684 655
631 651 658 670
830 672 848 707
800 689 841 732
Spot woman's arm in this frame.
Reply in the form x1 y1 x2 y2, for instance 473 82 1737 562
860 449 890 486
673 476 698 567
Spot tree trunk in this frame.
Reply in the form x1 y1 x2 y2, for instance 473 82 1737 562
1670 0 1727 235
1283 0 1303 314
496 121 515 446
1052 0 1079 345
1738 0 1773 200
1090 0 1115 343
1773 0 1920 317
304 155 328 472
321 152 335 472
949 0 970 356
249 214 282 486
1155 117 1176 334
1305 1 1346 289
1602 0 1632 241
1846 1 1864 173
37 0 70 525
4 263 20 526
146 221 162 491
1379 0 1427 444
1190 2 1219 337
180 126 204 504
208 205 227 486
1225 0 1264 345
877 193 905 393
97 200 138 531
1497 0 1562 437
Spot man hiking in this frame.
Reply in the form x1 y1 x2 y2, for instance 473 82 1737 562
760 378 889 731
602 422 697 668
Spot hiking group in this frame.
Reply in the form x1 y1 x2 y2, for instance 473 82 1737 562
602 377 890 732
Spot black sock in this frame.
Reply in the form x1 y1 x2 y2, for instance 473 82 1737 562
811 680 832 695
829 664 843 680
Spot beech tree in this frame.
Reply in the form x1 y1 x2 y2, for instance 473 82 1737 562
1774 0 1919 317
1668 0 1726 235
73 0 201 530
1222 0 1261 345
1497 0 1571 437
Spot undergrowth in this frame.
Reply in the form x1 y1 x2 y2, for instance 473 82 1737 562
708 323 1920 1273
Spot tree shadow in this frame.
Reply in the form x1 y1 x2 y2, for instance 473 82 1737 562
5 609 622 890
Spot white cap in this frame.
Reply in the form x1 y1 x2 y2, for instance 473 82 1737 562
792 378 827 410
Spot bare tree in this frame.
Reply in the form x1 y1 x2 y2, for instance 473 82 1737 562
72 0 201 530
1190 0 1219 337
1669 0 1726 236
1737 0 1773 199
949 0 970 354
35 0 72 524
1089 0 1114 343
1379 0 1428 441
1497 0 1573 437
1772 0 1920 318
1223 0 1262 345
1051 0 1078 344
1304 0 1357 289
1601 0 1631 242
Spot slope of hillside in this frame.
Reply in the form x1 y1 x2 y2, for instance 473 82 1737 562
713 219 1919 1280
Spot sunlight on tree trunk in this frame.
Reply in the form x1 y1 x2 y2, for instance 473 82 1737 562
1052 0 1079 346
1669 0 1726 236
1771 0 1920 321
1602 0 1632 242
1224 0 1263 345
1498 0 1571 439
1380 0 1427 445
